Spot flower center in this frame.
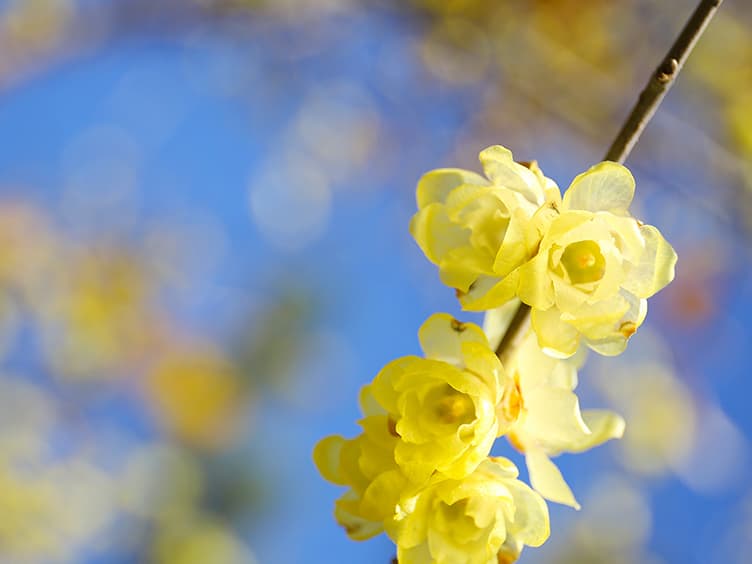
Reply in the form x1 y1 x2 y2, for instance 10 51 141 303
560 240 606 284
433 385 475 425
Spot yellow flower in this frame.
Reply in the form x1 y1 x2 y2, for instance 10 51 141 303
501 331 625 508
369 313 506 483
313 388 405 541
387 457 549 564
147 344 243 449
518 162 677 357
410 146 559 310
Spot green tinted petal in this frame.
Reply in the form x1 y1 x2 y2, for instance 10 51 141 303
562 161 635 214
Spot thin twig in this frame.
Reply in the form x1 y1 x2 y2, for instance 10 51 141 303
495 0 723 360
604 0 724 164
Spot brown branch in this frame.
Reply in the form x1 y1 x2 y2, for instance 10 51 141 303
604 0 724 164
495 0 723 360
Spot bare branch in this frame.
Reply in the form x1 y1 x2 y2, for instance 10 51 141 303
495 0 723 360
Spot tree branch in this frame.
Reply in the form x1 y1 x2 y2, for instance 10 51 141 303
495 0 723 360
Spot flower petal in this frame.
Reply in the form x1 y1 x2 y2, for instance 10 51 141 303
562 161 635 214
525 448 580 509
531 307 580 359
523 388 590 445
409 203 470 265
313 435 347 485
459 271 519 311
571 410 626 452
416 168 488 209
479 145 547 206
335 490 384 540
622 224 678 298
504 475 551 547
418 313 489 365
517 253 555 310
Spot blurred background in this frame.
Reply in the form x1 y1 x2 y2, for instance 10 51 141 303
0 0 750 562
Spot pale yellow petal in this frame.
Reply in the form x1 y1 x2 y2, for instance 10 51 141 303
570 410 626 452
525 449 580 509
409 203 469 266
599 213 644 264
563 293 630 337
504 477 550 547
418 313 489 364
416 168 488 209
439 244 495 291
562 161 635 214
582 291 647 356
460 272 519 311
531 307 580 359
523 388 590 444
517 253 554 310
622 224 678 298
493 208 538 277
479 145 546 206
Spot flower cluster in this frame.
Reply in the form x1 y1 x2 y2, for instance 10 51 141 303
411 147 676 357
315 146 676 563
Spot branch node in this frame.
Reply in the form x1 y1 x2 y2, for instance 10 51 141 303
657 58 679 82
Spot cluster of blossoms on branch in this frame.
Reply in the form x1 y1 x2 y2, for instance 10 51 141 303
315 146 676 563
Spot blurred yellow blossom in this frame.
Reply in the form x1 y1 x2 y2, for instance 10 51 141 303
35 244 157 379
147 343 244 449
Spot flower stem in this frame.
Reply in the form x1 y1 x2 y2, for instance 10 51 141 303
495 0 723 360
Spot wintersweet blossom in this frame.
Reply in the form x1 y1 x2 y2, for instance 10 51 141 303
369 313 507 483
499 331 624 508
410 146 559 310
386 458 549 564
313 394 404 540
518 162 677 357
